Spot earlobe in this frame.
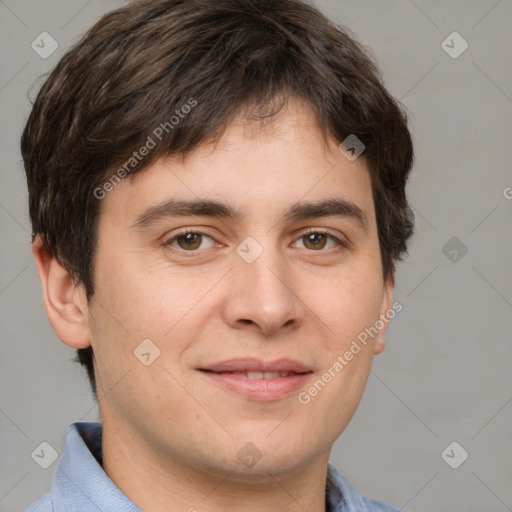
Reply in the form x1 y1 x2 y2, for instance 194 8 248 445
32 236 91 349
373 274 395 356
373 336 386 355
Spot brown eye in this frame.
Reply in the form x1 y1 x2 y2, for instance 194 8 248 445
166 230 215 252
295 230 344 251
176 232 203 250
302 232 328 250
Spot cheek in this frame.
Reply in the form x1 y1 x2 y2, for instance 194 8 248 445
300 276 382 421
90 251 216 372
306 265 384 405
92 251 174 335
311 266 385 347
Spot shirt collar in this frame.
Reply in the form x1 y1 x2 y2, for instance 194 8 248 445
51 422 141 511
50 422 389 512
326 462 375 512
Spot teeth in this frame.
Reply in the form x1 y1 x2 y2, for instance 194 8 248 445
245 371 289 380
247 371 264 380
212 371 294 379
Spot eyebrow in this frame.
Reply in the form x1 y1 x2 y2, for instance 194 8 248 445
130 197 368 232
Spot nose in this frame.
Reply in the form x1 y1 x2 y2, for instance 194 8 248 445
220 240 303 336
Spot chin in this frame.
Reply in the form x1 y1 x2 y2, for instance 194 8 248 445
224 454 308 482
223 435 312 477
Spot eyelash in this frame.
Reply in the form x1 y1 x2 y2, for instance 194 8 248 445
163 228 348 256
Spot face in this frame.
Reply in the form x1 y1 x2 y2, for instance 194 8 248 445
82 99 394 478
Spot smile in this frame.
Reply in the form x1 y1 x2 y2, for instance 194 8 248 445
198 369 313 401
202 370 299 380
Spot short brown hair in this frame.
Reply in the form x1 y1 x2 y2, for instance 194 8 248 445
21 0 415 399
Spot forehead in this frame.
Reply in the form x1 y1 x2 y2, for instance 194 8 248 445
100 99 375 229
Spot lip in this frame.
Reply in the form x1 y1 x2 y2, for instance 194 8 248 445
198 358 313 401
200 358 312 374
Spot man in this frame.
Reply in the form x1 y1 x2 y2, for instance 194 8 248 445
22 0 414 510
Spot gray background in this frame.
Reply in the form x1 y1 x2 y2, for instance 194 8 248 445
1 1 511 511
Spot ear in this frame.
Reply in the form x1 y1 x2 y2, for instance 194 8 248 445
373 273 395 356
32 236 91 349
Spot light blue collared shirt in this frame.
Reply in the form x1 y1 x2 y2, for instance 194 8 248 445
26 422 404 511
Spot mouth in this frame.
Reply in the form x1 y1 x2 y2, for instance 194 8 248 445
200 369 306 379
198 358 313 401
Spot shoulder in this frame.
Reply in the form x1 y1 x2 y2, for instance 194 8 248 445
363 497 405 511
25 493 53 512
327 464 406 512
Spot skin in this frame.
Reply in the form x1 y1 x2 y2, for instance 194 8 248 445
33 98 394 512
